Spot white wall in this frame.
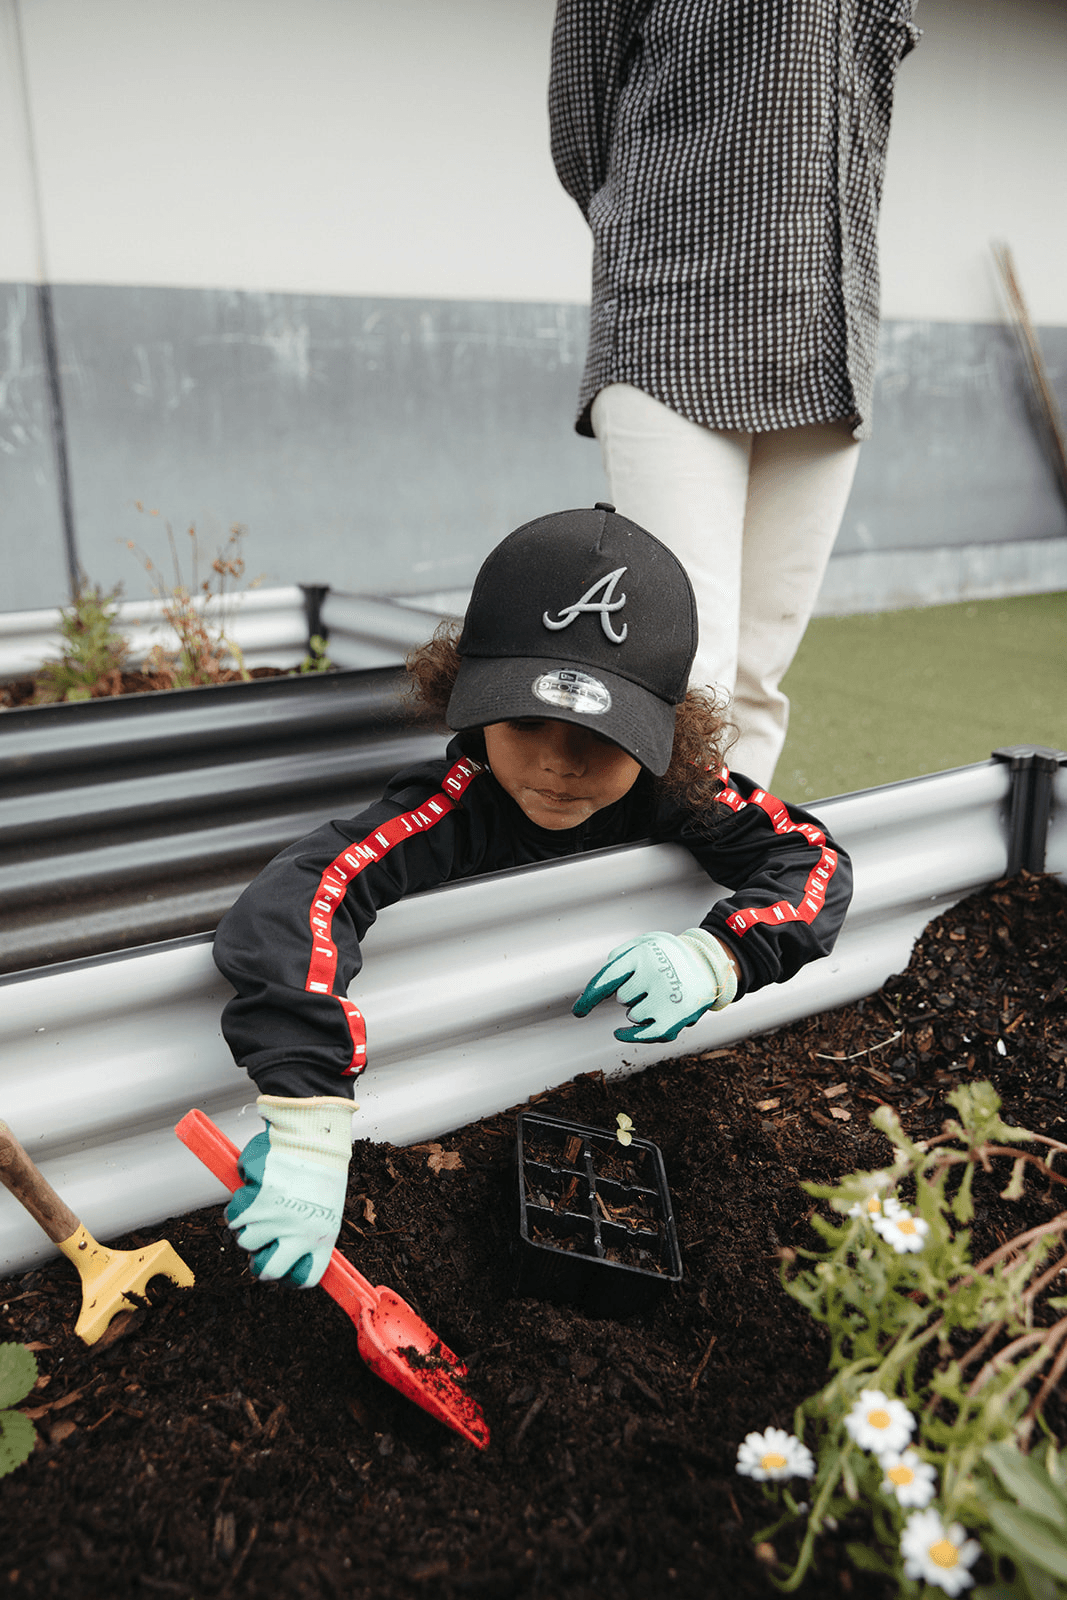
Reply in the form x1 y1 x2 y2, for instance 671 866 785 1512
2 0 590 303
878 0 1067 325
0 2 41 281
3 0 1065 323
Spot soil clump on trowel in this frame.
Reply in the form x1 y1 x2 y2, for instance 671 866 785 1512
2 869 1066 1599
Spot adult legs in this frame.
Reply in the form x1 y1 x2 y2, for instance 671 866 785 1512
591 385 861 790
730 422 861 787
590 383 751 701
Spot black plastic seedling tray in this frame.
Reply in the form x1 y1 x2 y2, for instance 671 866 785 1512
515 1113 683 1318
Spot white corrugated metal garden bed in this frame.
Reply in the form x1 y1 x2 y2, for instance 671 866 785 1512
2 750 1063 1275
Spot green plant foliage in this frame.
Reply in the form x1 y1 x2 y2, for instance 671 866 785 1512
736 1083 1067 1596
298 634 333 673
975 1439 1067 1597
0 1342 38 1477
34 582 129 703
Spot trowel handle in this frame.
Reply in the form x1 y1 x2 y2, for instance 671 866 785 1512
174 1109 245 1193
0 1119 81 1244
174 1109 381 1312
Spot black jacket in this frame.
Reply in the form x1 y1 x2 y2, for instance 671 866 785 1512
213 737 853 1098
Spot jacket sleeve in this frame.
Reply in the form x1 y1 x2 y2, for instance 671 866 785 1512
212 754 484 1100
668 771 853 996
548 0 651 217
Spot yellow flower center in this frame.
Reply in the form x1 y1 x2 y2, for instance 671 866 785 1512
868 1408 892 1430
866 1197 882 1214
888 1465 914 1486
929 1539 960 1570
760 1452 787 1471
898 1218 918 1234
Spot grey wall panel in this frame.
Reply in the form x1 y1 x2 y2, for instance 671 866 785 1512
4 282 1067 615
842 319 1067 557
814 536 1067 615
48 285 607 604
0 282 71 606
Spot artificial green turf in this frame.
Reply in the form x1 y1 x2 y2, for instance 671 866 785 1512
774 590 1067 803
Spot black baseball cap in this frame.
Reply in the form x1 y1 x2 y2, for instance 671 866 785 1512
447 503 697 775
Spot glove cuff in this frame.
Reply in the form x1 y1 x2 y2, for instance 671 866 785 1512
255 1094 356 1169
679 928 739 1010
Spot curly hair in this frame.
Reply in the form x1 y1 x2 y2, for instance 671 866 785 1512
406 624 735 818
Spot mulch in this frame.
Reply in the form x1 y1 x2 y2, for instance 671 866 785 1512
2 869 1065 1599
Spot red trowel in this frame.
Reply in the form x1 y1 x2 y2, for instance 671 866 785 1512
175 1109 489 1449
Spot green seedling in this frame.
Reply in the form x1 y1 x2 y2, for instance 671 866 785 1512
735 1082 1067 1596
0 1343 38 1477
34 582 129 703
299 634 333 673
616 1113 634 1146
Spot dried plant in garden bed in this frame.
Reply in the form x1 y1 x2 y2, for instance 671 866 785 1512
0 869 1064 1600
2 522 333 710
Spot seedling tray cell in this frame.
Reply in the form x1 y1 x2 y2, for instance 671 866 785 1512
515 1113 682 1318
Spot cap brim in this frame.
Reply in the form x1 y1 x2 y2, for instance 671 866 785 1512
447 655 677 776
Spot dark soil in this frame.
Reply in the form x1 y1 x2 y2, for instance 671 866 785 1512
1 667 290 710
2 869 1066 1599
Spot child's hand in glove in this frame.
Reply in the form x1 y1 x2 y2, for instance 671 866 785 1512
225 1094 356 1287
573 928 738 1043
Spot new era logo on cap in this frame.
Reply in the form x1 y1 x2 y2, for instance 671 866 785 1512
446 504 698 776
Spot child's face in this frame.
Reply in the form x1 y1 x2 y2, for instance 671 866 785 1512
482 719 642 831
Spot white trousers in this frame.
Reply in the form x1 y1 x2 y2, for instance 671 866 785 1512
590 383 861 788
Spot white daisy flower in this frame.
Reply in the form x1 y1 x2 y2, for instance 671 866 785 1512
736 1427 815 1482
848 1192 887 1219
872 1206 929 1254
846 1188 907 1219
900 1508 981 1594
844 1390 915 1455
840 1172 892 1217
880 1449 937 1508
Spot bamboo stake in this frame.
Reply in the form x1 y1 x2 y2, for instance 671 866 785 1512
991 240 1067 511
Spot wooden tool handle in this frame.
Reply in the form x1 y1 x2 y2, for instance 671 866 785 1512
0 1120 81 1244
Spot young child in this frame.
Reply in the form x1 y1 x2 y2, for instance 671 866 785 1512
214 504 852 1287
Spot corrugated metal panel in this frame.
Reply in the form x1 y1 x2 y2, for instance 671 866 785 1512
0 589 471 972
318 589 465 669
1048 762 1067 880
0 586 314 677
0 665 448 971
0 758 1015 1274
0 584 463 679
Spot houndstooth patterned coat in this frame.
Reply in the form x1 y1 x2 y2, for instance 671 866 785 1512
549 0 920 441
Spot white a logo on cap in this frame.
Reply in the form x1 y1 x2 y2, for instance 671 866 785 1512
543 567 628 644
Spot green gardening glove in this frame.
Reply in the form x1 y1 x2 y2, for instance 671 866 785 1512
573 928 738 1044
225 1095 355 1288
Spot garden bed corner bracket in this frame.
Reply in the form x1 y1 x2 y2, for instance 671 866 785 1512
992 745 1067 875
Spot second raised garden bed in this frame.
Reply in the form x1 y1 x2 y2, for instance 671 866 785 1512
0 588 452 972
